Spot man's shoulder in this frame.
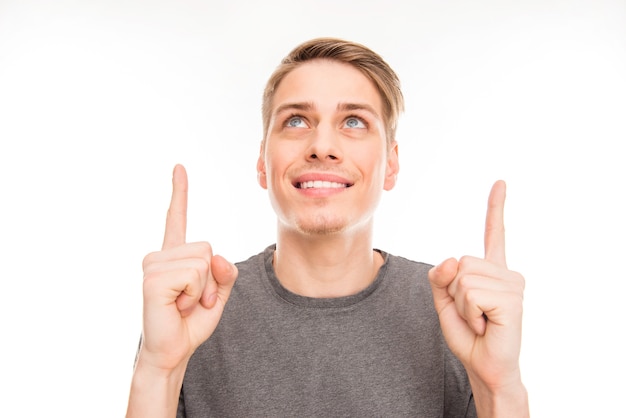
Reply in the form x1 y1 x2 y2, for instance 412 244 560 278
227 245 275 298
382 250 434 277
369 250 436 305
233 244 273 273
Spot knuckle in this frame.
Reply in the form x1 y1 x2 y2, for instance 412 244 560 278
456 273 472 292
197 241 213 256
142 251 159 270
185 267 203 289
508 270 526 290
142 271 160 293
463 287 479 306
457 255 473 271
195 258 210 277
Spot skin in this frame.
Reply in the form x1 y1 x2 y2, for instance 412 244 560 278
257 60 399 298
429 180 528 415
126 165 238 418
126 59 528 418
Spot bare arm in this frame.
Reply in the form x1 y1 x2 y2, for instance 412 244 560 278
126 165 238 418
429 181 529 417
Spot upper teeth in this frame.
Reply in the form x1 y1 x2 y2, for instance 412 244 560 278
299 181 347 189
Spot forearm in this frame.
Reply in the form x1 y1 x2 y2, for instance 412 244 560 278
469 374 529 418
126 359 188 418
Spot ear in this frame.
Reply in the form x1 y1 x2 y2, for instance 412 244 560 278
257 142 268 189
383 141 399 191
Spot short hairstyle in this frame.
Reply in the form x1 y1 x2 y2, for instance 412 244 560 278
262 37 404 145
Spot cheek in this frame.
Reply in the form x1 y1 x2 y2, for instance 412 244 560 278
354 147 387 179
265 143 301 174
264 154 289 190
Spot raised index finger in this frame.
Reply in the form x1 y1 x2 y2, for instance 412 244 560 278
162 164 188 250
484 179 507 267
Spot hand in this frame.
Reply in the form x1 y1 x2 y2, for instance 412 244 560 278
428 181 526 395
138 164 238 372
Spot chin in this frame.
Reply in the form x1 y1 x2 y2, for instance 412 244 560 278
297 224 345 236
294 215 347 236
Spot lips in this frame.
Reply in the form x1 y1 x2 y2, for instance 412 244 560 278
292 173 354 189
297 180 348 189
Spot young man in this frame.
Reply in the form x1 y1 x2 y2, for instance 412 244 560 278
126 38 529 417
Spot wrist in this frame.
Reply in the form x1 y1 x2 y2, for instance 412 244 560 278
468 373 529 418
126 355 189 418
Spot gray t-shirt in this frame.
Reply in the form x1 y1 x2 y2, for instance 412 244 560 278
177 245 477 417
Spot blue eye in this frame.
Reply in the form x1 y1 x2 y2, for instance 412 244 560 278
286 116 307 128
344 117 366 129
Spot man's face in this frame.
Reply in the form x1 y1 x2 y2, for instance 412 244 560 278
257 60 399 236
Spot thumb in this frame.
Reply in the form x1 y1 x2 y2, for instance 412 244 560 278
211 255 238 283
199 255 238 310
211 254 238 294
428 257 458 313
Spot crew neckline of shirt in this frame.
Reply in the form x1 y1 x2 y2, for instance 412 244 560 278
261 244 390 309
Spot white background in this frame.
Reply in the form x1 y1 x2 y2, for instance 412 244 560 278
1 0 624 416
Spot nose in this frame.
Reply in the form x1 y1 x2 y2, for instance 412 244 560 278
306 124 342 162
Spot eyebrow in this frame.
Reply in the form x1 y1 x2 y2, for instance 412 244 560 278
273 102 315 116
273 102 381 119
336 102 381 119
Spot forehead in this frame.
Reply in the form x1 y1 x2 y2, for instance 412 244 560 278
271 60 383 116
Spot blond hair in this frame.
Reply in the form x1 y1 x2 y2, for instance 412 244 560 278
262 38 404 145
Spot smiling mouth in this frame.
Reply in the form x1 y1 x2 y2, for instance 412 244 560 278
295 181 352 189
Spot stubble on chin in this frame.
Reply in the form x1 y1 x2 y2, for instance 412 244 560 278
294 214 346 236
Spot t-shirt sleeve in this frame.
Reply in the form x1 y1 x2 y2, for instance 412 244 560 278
176 388 186 418
444 345 477 417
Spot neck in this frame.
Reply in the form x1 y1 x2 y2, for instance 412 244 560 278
273 224 384 298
